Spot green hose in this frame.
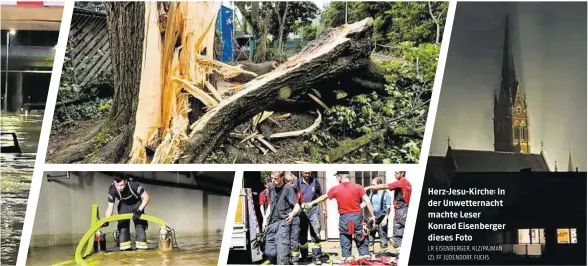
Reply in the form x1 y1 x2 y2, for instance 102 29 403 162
52 214 168 266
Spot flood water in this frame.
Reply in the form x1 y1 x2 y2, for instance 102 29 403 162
27 234 222 265
1 112 43 265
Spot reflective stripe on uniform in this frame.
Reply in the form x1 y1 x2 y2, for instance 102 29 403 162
136 241 148 249
299 243 308 248
120 241 131 250
310 242 321 248
291 251 300 256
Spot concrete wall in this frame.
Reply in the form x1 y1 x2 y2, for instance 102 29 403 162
31 172 231 247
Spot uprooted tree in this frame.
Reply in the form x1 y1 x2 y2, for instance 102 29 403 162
51 2 424 164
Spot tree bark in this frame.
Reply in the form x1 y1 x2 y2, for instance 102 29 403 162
254 11 272 63
228 61 278 83
181 18 375 163
276 2 289 52
102 2 145 161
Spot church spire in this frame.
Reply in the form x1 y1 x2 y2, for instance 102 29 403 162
554 160 558 172
500 16 518 103
494 16 528 154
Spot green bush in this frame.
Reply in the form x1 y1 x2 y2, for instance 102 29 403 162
53 98 113 128
315 42 439 163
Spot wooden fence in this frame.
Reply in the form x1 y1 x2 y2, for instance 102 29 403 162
67 7 111 88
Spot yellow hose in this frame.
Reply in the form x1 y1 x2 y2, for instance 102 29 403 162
52 214 168 266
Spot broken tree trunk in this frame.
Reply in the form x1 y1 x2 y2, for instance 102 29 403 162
228 61 279 83
325 127 423 163
317 62 388 96
129 2 163 163
181 18 375 163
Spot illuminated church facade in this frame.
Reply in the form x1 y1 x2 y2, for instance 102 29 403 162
429 18 577 175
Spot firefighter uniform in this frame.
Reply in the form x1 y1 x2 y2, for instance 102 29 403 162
107 180 148 250
297 177 323 261
265 183 298 264
327 181 370 258
338 213 368 257
289 184 302 264
387 178 411 248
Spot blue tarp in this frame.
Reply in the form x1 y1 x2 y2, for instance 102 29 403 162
216 5 233 62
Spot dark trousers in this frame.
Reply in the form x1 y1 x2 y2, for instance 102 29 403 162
117 200 147 249
393 207 408 247
368 214 389 248
290 216 301 263
265 219 291 264
300 206 322 259
338 213 369 258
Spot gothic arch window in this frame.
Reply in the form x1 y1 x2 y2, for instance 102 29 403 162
512 120 519 142
520 121 527 141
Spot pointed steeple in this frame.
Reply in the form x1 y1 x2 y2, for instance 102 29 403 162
567 149 574 172
500 16 518 103
494 16 528 154
554 161 558 172
540 141 544 154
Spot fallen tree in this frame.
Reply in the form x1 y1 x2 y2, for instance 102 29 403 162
228 61 279 83
180 18 378 163
50 6 416 164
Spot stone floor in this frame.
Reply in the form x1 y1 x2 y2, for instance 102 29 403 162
300 241 399 265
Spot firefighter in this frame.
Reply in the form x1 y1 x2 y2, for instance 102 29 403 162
263 171 301 265
366 177 392 251
297 171 326 264
366 171 411 253
102 173 151 250
285 172 302 264
302 171 376 260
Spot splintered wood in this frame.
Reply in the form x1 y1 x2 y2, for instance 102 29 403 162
129 2 256 163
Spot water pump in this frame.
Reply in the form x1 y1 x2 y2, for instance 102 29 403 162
159 227 172 251
93 230 106 252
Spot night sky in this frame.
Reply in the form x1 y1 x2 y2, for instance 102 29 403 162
430 2 587 171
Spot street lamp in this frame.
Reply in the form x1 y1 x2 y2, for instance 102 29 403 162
4 29 15 111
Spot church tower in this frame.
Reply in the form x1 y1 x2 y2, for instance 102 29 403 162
494 17 530 153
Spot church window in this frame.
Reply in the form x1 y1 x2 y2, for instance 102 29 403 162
518 228 545 244
557 228 578 244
